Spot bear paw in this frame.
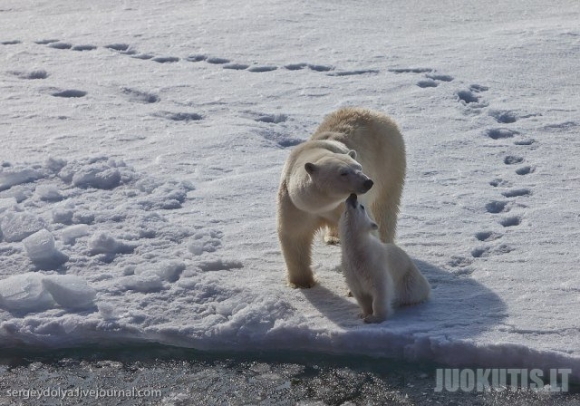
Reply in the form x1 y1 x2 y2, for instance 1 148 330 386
363 314 387 324
323 234 340 245
287 277 317 289
323 226 340 245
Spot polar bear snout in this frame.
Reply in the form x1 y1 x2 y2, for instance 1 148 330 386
355 176 373 194
362 179 374 193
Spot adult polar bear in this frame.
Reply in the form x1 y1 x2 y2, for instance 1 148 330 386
277 107 406 288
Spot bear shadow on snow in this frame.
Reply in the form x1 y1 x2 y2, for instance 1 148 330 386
300 258 507 335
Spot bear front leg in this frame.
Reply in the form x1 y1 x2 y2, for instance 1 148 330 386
364 288 393 323
279 229 317 288
363 300 390 323
277 191 320 288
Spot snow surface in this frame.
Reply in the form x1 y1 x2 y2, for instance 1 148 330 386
1 0 580 380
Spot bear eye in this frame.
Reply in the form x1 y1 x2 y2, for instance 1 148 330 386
340 172 348 176
360 205 365 211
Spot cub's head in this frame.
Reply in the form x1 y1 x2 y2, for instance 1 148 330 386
304 150 373 198
340 193 378 234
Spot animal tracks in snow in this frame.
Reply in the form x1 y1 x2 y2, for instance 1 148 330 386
8 69 49 80
386 64 537 265
33 36 383 80
461 82 539 264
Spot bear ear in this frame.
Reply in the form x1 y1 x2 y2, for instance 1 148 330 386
370 222 379 231
304 162 316 174
347 149 357 159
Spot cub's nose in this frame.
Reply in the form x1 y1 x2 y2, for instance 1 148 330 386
363 179 374 192
346 193 358 208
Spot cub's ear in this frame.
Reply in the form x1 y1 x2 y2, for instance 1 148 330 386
347 149 357 159
304 162 316 174
370 222 379 231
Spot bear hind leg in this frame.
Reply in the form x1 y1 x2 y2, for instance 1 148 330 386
323 225 340 245
396 265 431 306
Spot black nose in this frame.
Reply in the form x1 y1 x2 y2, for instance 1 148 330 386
346 193 358 208
363 179 374 191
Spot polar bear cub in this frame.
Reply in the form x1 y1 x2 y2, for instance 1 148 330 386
338 194 430 323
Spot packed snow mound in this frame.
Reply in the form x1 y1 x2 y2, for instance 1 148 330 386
23 229 69 269
0 273 55 312
0 273 96 312
0 167 44 192
42 275 97 310
1 212 46 243
0 155 204 316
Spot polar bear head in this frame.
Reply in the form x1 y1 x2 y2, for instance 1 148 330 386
340 193 378 235
304 151 374 198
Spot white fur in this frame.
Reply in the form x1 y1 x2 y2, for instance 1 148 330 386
339 195 430 323
277 108 406 288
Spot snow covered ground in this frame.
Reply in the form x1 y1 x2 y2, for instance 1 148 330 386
1 0 580 381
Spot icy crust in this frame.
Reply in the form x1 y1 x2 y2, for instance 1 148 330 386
0 156 224 320
0 273 96 312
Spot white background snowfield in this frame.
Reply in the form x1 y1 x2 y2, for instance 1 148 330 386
0 0 579 380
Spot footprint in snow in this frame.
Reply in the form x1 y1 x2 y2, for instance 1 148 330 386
501 188 531 198
35 39 60 45
485 128 518 140
485 200 509 214
152 56 180 63
72 44 97 51
1 40 21 45
469 84 489 92
389 67 433 74
206 57 230 64
504 155 524 165
152 111 203 122
475 231 502 242
327 69 379 76
51 89 87 98
456 89 480 104
417 72 454 88
188 230 223 256
514 138 535 146
186 54 207 62
9 69 49 80
132 54 155 60
471 244 514 258
248 65 278 73
121 87 159 104
515 166 534 175
105 43 130 52
489 110 518 124
48 42 73 50
308 64 334 72
284 63 307 71
499 216 522 227
197 259 243 272
489 178 511 187
417 79 438 88
223 63 249 70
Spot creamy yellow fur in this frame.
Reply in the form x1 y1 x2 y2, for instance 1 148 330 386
277 107 407 288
